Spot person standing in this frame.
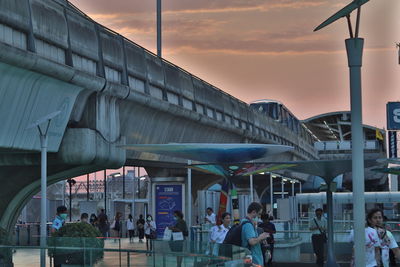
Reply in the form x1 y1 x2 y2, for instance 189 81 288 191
89 213 98 227
169 210 188 267
111 212 122 238
80 213 90 224
97 209 109 238
309 208 327 267
205 207 216 225
144 215 157 255
349 208 381 267
137 214 145 243
127 214 135 243
375 211 400 267
209 212 231 256
241 202 269 266
259 214 276 266
51 206 68 233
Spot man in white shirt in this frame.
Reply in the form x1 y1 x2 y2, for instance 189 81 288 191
205 207 216 225
309 208 327 267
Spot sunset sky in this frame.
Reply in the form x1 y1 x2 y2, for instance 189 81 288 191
69 0 400 129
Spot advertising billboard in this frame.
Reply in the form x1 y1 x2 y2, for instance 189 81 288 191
155 184 183 237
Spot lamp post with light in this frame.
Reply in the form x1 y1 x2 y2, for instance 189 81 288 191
26 110 61 267
67 178 76 222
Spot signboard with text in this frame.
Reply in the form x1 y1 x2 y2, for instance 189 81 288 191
155 184 183 237
388 131 398 158
387 102 400 130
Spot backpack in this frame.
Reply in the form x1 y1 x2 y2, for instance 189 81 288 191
223 220 252 247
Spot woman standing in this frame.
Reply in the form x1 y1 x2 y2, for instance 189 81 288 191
144 215 157 255
111 212 122 238
209 212 231 256
127 214 135 243
349 208 381 267
169 210 188 267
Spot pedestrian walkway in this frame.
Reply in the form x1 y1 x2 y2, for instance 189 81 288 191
11 237 352 267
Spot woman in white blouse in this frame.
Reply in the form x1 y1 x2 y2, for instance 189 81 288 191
209 212 231 256
144 214 157 255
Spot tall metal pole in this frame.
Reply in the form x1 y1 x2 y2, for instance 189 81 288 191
347 37 366 267
187 160 192 234
86 174 90 201
104 170 107 215
123 166 126 199
69 181 72 222
269 173 273 214
39 134 48 267
326 182 338 267
157 0 161 57
250 174 254 202
281 178 284 199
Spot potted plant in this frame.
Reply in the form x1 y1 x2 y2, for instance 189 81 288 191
48 222 104 267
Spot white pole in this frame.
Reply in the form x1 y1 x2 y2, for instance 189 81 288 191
157 0 161 57
187 160 192 234
40 133 48 267
291 181 295 196
269 173 273 214
346 37 366 267
250 174 254 202
281 178 284 199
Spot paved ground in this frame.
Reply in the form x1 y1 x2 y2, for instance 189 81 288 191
11 237 353 267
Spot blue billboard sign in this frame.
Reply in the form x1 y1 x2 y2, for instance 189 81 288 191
155 184 183 237
387 102 400 130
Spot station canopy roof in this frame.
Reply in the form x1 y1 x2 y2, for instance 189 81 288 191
302 111 383 142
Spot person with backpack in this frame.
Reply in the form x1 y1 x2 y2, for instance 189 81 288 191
224 202 268 266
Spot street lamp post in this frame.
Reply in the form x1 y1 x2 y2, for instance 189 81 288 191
314 2 371 265
26 111 61 267
67 178 76 222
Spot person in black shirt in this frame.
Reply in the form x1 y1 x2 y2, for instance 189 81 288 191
137 214 145 243
258 214 276 266
168 210 188 267
97 209 109 237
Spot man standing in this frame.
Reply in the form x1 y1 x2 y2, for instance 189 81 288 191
51 206 68 233
309 208 327 266
241 202 269 266
205 207 216 225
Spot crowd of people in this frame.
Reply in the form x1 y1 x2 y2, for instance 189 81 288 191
51 203 400 267
50 206 158 246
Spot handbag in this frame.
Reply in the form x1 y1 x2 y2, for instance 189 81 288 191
314 218 327 243
110 220 116 230
150 229 157 239
172 232 184 241
163 228 172 241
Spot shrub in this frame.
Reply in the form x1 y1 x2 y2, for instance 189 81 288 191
48 223 104 265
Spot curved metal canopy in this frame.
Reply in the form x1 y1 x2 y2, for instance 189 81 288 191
120 143 293 163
